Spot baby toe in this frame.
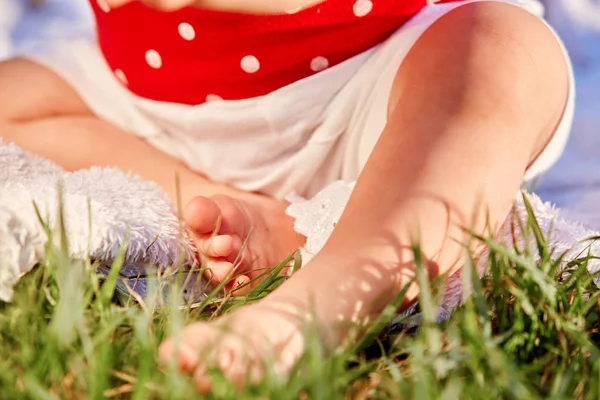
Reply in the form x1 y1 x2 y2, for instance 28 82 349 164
158 338 199 373
230 275 251 296
198 235 234 258
205 260 236 284
193 365 213 394
184 196 222 235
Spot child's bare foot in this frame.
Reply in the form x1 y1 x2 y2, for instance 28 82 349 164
184 193 304 293
157 250 383 391
158 301 307 392
158 239 403 391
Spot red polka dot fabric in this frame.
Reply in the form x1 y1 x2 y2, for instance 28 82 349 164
91 0 444 105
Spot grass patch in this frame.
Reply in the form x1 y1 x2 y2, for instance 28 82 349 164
1 198 600 399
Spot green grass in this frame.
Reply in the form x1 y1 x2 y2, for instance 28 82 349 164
2 196 600 399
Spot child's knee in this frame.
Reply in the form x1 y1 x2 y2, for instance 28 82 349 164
452 2 570 155
394 2 568 140
438 2 567 108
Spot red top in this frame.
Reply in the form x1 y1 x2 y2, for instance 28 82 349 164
91 0 438 105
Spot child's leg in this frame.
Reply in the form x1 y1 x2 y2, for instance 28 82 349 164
159 1 569 390
0 58 303 286
0 58 243 203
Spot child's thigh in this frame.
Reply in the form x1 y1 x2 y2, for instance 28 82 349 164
0 58 90 123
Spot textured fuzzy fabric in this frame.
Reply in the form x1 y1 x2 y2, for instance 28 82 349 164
0 140 196 302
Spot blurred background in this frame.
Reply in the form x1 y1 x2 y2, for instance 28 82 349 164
0 0 599 225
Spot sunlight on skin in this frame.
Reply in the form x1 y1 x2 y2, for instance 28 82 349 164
350 301 364 324
338 276 358 293
156 3 568 391
360 281 372 293
159 194 481 393
363 266 383 279
0 0 573 395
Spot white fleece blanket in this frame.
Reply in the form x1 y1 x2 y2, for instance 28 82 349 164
2 140 600 319
0 140 196 302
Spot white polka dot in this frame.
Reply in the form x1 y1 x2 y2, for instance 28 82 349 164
114 69 128 85
178 22 196 41
97 0 110 12
310 56 329 72
353 0 373 17
145 50 162 69
206 94 223 102
241 55 260 74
